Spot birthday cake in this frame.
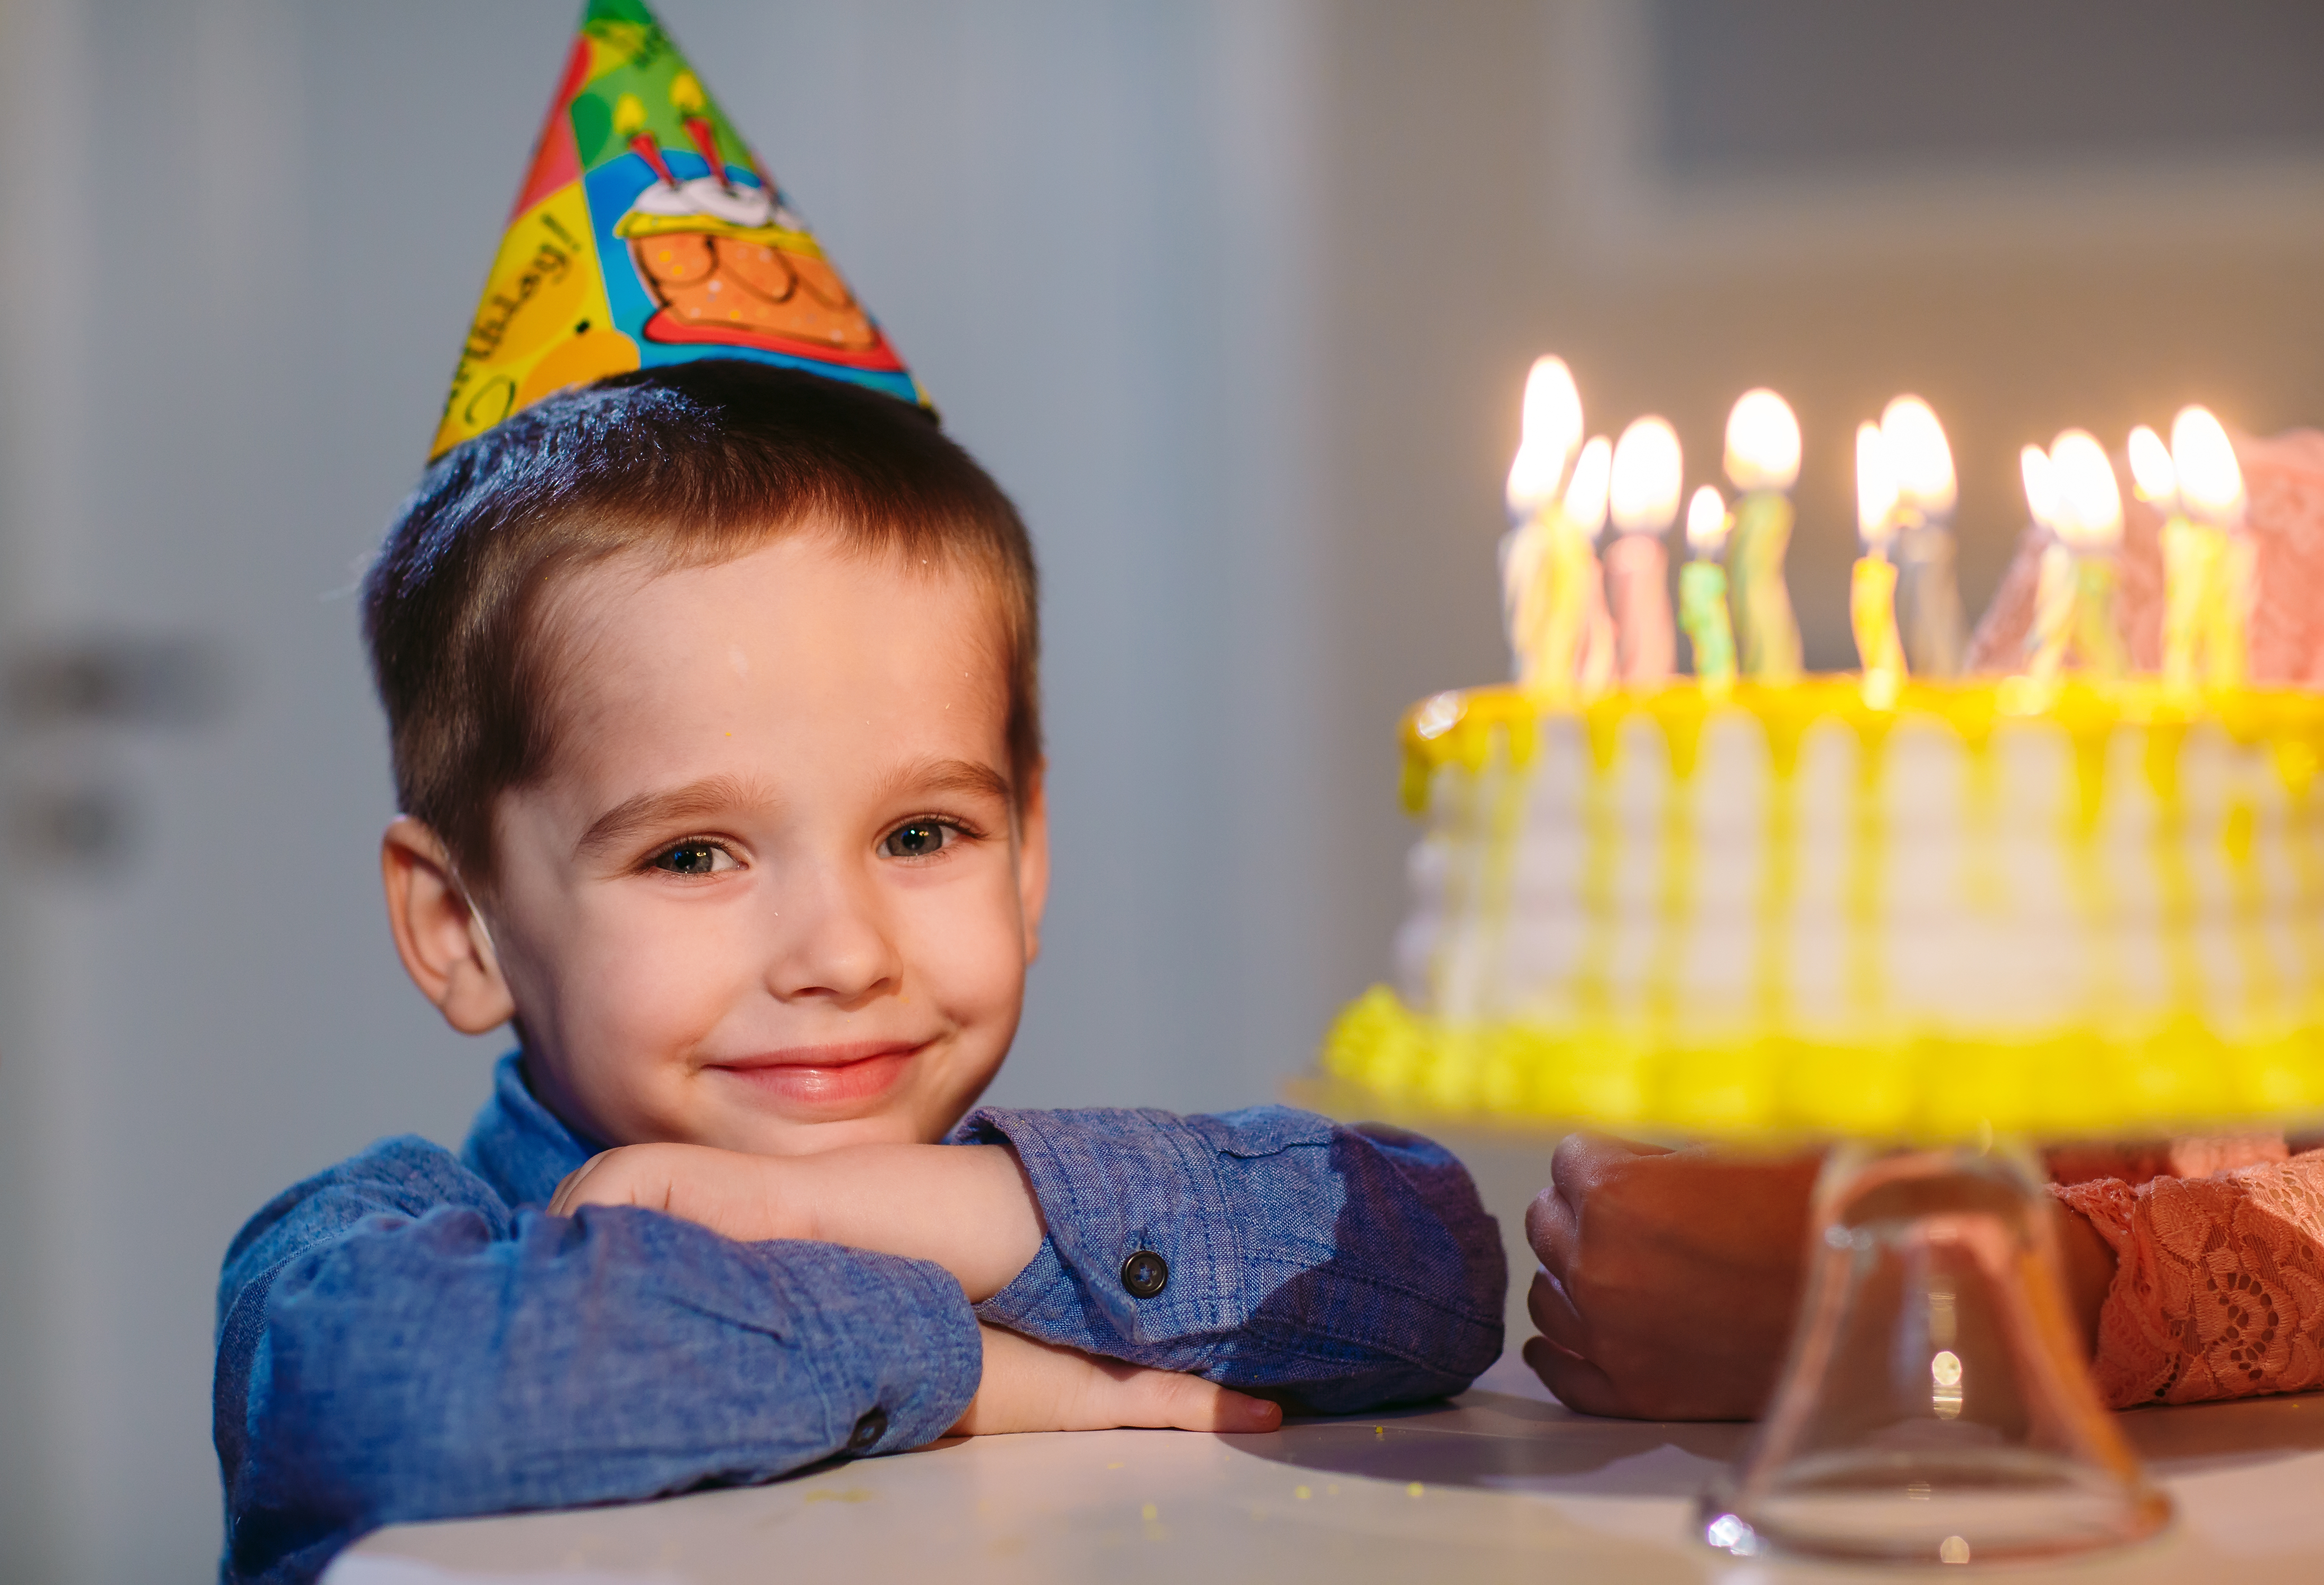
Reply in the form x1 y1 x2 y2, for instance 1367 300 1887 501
1321 368 2324 1138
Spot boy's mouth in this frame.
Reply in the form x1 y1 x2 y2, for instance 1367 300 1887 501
703 1040 929 1111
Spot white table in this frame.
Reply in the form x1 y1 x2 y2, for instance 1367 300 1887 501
330 1351 2324 1584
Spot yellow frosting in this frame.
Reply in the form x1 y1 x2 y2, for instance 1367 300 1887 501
1334 676 2324 1139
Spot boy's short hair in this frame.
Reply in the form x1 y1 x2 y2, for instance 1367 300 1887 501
362 360 1040 885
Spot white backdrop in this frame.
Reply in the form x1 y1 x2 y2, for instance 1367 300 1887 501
0 2 1327 1577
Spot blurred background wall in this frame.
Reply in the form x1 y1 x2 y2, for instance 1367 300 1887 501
3 1 2323 1578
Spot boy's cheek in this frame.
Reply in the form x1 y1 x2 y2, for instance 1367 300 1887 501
508 912 750 1124
898 873 1032 1009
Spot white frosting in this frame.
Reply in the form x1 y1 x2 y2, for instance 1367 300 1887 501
1396 708 2323 1045
627 174 801 232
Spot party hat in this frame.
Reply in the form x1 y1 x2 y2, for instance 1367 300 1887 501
430 0 928 459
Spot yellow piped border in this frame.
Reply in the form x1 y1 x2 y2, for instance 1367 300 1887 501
1321 985 2324 1141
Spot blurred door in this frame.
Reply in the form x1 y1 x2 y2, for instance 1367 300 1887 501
0 2 554 1577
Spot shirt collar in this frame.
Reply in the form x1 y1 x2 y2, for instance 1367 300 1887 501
460 1052 603 1210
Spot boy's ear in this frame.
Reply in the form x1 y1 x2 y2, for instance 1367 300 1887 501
1015 762 1049 965
381 816 516 1036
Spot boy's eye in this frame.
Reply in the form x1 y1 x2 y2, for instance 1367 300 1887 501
881 819 952 859
650 841 730 875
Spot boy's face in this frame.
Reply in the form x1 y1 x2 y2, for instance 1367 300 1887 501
460 529 1045 1154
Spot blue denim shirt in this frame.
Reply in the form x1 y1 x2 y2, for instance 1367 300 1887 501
214 1056 1504 1583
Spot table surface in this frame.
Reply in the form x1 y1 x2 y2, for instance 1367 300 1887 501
329 1353 2324 1585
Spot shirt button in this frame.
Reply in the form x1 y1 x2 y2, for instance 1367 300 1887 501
1120 1249 1169 1299
846 1407 887 1455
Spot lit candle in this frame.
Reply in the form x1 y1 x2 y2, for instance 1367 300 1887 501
2122 424 2178 683
1723 388 1803 682
2126 424 2176 514
1499 356 1584 688
1680 484 1736 693
2070 431 2130 678
2168 405 2250 692
1852 421 1907 704
1606 415 1682 686
1564 436 1617 698
2018 443 2073 684
1881 395 1965 678
2044 430 2128 682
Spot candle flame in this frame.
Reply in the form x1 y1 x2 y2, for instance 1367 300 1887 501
1880 395 1957 520
1855 421 1899 547
1685 484 1729 556
1724 389 1800 492
2050 429 2123 551
2170 405 2244 524
1505 439 1561 522
1562 435 1613 538
2019 444 2060 533
1609 416 1683 536
2125 425 2177 505
1506 357 1583 520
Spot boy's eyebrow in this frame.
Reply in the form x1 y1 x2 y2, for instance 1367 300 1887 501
880 757 1013 806
574 774 778 860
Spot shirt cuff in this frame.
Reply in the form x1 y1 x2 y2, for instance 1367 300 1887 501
758 1240 983 1453
956 1107 1245 1347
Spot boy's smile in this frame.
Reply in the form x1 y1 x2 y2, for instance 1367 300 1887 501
388 527 1046 1155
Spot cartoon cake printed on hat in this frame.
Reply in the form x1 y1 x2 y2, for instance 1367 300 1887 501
432 0 928 460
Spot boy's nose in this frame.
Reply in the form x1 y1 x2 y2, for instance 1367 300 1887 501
763 862 903 1005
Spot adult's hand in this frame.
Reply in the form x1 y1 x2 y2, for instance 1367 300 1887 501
1522 1135 2121 1420
1522 1134 1820 1421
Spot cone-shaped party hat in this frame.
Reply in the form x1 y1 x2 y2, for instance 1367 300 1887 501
431 0 929 459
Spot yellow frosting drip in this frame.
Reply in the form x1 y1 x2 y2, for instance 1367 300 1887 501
1398 677 2324 804
1346 676 2324 1139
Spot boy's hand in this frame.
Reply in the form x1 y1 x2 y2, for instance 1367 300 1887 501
547 1140 1046 1302
949 1325 1282 1436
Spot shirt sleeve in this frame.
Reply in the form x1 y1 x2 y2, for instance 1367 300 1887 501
956 1106 1505 1413
2050 1148 2324 1408
215 1138 980 1585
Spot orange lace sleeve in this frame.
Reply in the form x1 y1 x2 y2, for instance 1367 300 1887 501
2051 1150 2324 1407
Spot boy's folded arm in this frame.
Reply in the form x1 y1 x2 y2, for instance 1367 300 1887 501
952 1106 1507 1413
215 1139 979 1585
548 1138 1047 1303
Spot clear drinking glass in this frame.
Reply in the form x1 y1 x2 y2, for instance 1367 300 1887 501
1699 1139 2171 1564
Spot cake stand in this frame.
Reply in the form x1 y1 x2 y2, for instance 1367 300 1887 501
1697 1138 2167 1564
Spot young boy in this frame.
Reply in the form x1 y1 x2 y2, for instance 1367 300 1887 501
212 358 1505 1582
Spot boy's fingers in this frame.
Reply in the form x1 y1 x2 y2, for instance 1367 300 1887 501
1125 1369 1282 1433
546 1161 595 1216
1213 1387 1284 1433
547 1153 630 1216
